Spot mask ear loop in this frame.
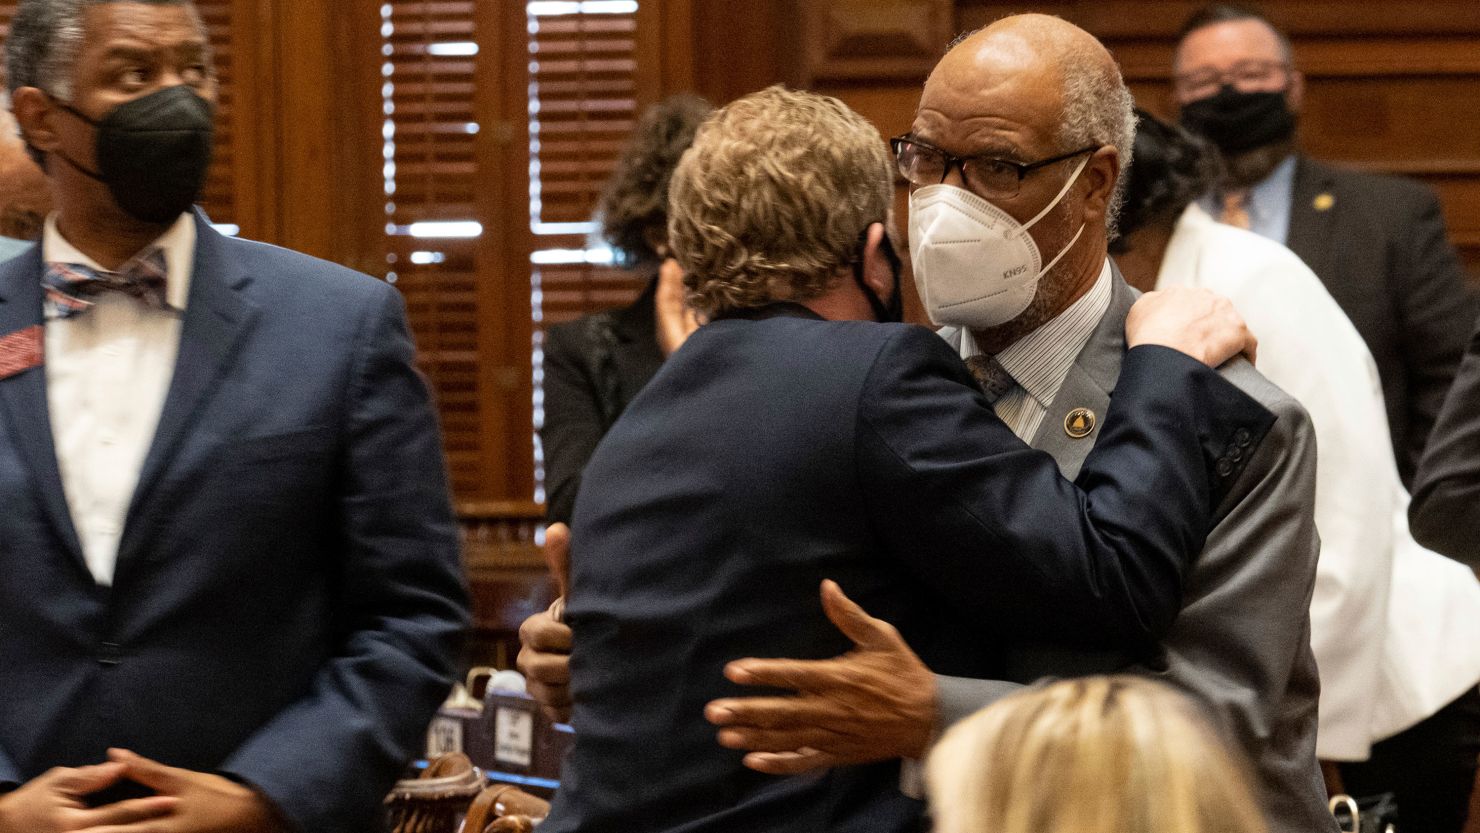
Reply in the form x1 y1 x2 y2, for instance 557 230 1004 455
1020 153 1092 279
39 93 109 182
1035 221 1086 278
1022 153 1091 232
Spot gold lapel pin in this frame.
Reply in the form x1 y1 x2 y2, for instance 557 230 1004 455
1064 407 1096 439
1313 193 1335 212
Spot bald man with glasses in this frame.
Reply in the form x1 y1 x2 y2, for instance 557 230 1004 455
520 15 1335 833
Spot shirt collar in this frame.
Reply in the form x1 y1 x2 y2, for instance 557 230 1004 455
1197 153 1297 227
1247 154 1298 217
960 257 1113 408
42 211 197 311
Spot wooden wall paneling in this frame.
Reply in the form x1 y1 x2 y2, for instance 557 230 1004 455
269 0 383 270
689 0 792 104
193 0 239 232
794 0 954 85
640 0 696 100
225 0 382 267
662 0 697 93
227 0 271 244
475 0 534 500
956 0 1480 38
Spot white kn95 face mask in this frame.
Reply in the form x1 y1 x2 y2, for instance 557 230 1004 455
908 155 1089 330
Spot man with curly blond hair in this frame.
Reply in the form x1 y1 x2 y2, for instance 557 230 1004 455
536 84 1271 833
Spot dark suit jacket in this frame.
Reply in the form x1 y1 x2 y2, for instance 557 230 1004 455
0 216 469 833
1409 311 1480 569
541 276 664 523
542 305 1272 833
1286 156 1477 486
937 273 1332 833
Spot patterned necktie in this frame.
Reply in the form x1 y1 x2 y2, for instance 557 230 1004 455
965 354 1015 404
42 249 169 320
1219 189 1252 230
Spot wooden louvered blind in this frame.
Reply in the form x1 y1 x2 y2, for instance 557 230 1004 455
378 1 667 502
380 1 488 499
194 0 237 229
529 2 664 501
0 1 237 230
530 4 652 329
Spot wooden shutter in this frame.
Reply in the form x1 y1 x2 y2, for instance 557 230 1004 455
381 0 489 500
0 2 237 231
194 0 237 229
378 1 670 502
529 3 652 330
529 1 669 502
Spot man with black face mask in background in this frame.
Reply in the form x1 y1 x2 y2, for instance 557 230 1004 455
0 2 469 833
1174 3 1478 492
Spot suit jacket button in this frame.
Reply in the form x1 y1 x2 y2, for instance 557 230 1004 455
98 642 121 667
1229 446 1244 463
1216 458 1234 477
1234 428 1252 448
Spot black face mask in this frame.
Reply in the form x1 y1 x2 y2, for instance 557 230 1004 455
1179 85 1296 156
852 230 905 324
51 86 216 225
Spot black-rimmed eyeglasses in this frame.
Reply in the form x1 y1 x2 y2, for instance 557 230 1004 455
890 135 1098 200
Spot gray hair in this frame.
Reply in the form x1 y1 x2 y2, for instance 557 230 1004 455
6 0 204 102
1057 48 1137 239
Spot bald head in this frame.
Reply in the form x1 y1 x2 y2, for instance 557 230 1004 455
919 14 1135 235
942 13 1117 89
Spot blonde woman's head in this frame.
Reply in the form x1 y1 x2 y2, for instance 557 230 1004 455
926 676 1268 833
666 85 893 318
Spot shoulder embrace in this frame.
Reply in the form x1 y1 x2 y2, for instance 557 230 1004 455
871 321 962 368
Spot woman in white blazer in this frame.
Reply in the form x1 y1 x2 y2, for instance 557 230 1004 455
1113 110 1480 833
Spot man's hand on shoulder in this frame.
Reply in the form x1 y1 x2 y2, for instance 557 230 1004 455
87 749 289 833
0 763 175 833
1127 286 1258 367
703 580 937 775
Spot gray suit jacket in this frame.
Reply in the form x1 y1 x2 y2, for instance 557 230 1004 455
935 272 1333 833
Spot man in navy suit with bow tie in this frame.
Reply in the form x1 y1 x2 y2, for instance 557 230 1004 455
0 2 468 832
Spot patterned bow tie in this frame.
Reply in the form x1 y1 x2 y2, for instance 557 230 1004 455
965 354 1016 404
43 249 169 320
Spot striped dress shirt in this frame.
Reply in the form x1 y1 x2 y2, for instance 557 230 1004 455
957 258 1113 441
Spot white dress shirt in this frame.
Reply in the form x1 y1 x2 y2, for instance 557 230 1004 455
43 212 196 586
957 258 1113 441
1158 204 1480 756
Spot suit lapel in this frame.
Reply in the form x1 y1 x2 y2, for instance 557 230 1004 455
0 246 88 571
121 216 258 545
1029 272 1136 478
1284 155 1338 279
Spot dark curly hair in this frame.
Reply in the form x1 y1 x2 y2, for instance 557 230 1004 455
598 93 713 269
1109 108 1223 254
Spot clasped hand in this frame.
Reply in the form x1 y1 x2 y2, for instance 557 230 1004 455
0 749 285 833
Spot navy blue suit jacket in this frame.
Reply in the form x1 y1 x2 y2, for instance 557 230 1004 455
0 215 469 833
543 307 1273 833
